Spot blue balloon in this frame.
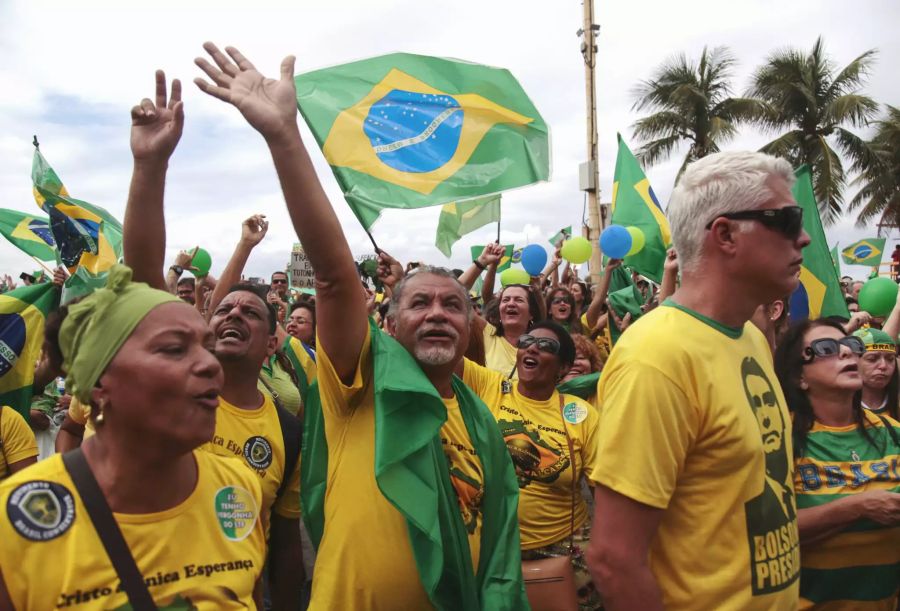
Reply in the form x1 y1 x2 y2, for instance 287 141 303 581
600 225 632 259
520 244 548 276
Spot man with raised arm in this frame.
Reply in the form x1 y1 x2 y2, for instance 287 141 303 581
193 43 527 610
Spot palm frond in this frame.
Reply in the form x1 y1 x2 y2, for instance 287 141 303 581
634 134 683 167
631 111 690 141
827 49 878 98
823 94 879 129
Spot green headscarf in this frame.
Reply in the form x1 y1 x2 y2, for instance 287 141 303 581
59 265 181 402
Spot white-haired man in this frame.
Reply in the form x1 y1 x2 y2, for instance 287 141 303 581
587 151 810 610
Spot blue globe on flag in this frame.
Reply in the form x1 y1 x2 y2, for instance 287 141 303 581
363 90 463 174
853 244 873 260
0 313 26 376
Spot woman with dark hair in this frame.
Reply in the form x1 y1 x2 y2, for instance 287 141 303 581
462 320 603 609
482 284 544 378
852 327 899 420
570 281 589 316
286 300 316 348
546 287 584 335
774 318 900 610
0 266 266 609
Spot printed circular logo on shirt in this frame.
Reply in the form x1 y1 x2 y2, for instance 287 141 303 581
242 436 273 470
6 480 76 541
562 401 588 424
214 486 258 541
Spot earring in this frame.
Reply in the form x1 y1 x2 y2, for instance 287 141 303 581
95 399 107 425
800 381 809 391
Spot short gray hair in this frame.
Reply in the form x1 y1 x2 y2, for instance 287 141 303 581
667 151 795 273
387 266 473 321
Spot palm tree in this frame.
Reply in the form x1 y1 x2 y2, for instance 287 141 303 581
630 46 766 176
849 106 900 231
748 37 879 225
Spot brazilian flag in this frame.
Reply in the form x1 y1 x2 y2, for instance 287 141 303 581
0 282 59 419
841 238 886 267
295 53 549 230
32 147 123 274
0 209 56 261
789 166 849 320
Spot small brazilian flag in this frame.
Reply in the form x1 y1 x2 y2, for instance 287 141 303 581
0 282 59 419
295 53 550 230
470 244 514 272
0 209 56 261
434 194 501 257
549 226 572 248
841 238 886 266
32 147 123 274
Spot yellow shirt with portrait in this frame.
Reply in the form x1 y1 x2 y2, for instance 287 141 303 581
0 450 266 610
482 322 518 379
0 406 38 480
596 302 799 611
201 394 301 523
462 360 601 549
309 326 482 611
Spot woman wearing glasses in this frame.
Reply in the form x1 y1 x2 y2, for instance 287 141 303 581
852 327 899 420
461 320 602 610
774 319 900 611
546 288 584 335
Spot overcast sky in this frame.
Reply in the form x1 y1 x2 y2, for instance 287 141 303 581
0 0 897 283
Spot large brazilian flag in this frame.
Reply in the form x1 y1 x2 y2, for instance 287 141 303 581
0 209 56 261
0 282 59 419
295 53 550 230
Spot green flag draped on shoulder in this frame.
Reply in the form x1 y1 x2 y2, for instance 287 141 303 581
0 282 59 419
557 372 600 401
295 53 549 230
32 147 123 274
789 166 850 320
841 238 886 267
0 209 57 261
435 194 501 257
610 135 671 283
301 321 527 610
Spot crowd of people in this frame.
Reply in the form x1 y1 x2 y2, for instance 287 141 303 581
0 43 897 611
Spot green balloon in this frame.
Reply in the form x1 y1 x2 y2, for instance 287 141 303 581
500 268 531 286
189 247 212 278
561 236 592 264
858 277 898 317
626 227 646 256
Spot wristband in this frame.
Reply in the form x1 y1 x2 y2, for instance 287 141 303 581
473 259 486 271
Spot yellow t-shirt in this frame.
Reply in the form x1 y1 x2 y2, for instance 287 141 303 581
0 450 266 610
0 406 38 480
309 326 481 610
463 360 600 549
441 395 484 568
482 322 518 379
596 303 799 611
201 394 301 522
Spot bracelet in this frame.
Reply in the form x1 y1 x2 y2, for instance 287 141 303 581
473 259 486 271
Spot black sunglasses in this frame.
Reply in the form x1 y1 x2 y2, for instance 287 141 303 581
705 206 803 239
271 278 288 285
802 336 866 364
517 334 561 355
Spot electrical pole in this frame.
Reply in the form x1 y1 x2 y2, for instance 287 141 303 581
578 0 605 285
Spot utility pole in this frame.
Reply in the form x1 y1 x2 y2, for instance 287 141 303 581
578 0 605 285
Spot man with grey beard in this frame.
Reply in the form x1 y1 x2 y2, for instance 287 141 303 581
191 42 527 610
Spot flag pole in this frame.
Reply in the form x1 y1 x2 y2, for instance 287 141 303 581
496 206 501 243
30 256 54 276
364 228 381 254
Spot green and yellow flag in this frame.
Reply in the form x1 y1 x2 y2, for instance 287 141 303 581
0 209 56 261
548 226 572 248
435 194 501 257
0 282 59 419
610 135 671 283
470 244 514 272
789 166 849 320
295 53 549 229
841 238 886 267
32 147 123 274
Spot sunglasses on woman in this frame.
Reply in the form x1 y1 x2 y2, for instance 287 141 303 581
551 298 572 306
802 336 866 364
516 334 561 355
705 206 803 239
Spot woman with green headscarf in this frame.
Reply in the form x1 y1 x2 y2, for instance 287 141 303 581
0 265 267 610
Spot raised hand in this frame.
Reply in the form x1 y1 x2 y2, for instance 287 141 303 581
376 251 404 290
478 242 505 267
194 42 297 141
131 71 184 162
241 214 269 247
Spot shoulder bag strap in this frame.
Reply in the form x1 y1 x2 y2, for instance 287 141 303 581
61 449 158 611
557 394 577 553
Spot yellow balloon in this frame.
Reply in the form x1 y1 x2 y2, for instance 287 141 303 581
500 268 531 286
561 237 592 264
626 227 646 256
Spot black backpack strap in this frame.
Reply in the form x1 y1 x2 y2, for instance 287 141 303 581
61 449 158 611
259 374 303 503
